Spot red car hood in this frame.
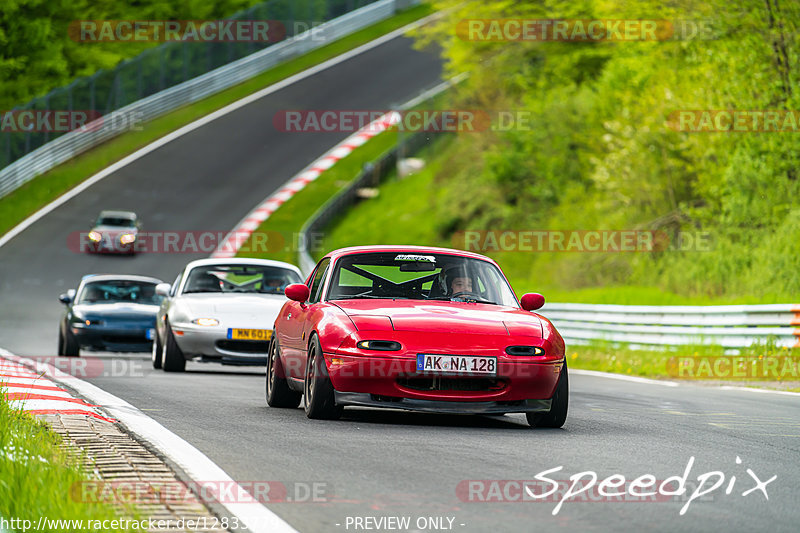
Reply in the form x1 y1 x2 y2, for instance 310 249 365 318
332 299 543 337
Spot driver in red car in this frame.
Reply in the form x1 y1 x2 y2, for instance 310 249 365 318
439 265 476 298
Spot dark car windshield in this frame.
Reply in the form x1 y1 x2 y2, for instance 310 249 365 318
78 280 162 304
96 216 136 227
182 264 302 294
327 252 519 306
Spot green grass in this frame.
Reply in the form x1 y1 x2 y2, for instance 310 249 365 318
318 137 451 256
318 135 799 305
566 341 799 384
0 3 434 239
0 388 139 531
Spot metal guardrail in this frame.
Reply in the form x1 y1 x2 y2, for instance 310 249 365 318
541 303 800 349
0 0 417 200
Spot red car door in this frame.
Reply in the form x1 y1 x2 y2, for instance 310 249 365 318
280 258 330 379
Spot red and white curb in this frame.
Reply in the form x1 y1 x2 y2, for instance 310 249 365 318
0 349 295 533
0 354 116 423
211 111 401 258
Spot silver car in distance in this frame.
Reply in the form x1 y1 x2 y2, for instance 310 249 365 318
152 258 303 372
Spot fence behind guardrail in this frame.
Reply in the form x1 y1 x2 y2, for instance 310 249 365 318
0 0 417 200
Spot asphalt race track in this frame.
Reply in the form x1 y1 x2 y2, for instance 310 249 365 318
1 33 798 533
0 33 443 356
66 359 800 532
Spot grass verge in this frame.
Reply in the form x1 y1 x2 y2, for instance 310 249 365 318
317 133 799 305
0 388 139 531
566 341 799 390
0 3 434 239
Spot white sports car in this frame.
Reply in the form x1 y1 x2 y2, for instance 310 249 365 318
152 258 303 372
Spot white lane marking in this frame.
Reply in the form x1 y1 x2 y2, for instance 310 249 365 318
719 385 800 397
2 350 296 533
570 368 680 387
0 14 438 250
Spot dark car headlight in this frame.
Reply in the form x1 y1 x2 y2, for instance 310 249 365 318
73 316 103 327
357 340 402 351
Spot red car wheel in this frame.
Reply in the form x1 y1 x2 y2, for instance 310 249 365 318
303 334 342 420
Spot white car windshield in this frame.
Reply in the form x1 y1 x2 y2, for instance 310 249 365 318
182 264 302 294
96 216 136 227
327 252 519 306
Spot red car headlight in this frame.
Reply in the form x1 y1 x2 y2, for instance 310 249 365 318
505 345 545 356
356 340 402 351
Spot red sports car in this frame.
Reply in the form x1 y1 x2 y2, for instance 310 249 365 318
266 246 567 428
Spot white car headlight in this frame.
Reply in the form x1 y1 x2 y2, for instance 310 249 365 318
119 233 136 244
192 318 219 327
88 231 102 242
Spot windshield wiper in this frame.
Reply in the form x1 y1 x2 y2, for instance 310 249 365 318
426 296 500 305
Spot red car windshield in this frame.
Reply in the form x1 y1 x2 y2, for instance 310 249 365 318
327 252 519 306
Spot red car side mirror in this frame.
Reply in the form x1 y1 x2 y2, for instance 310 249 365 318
285 284 310 302
520 293 545 311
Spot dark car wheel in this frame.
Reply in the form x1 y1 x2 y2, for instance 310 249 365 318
151 328 163 369
527 362 568 428
303 334 342 420
59 324 80 357
266 337 301 408
161 319 185 372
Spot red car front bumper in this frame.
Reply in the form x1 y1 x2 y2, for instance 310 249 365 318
324 352 563 411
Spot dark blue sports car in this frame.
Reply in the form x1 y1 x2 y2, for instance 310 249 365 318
58 274 164 356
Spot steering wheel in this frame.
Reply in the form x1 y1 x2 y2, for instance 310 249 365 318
451 291 482 300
